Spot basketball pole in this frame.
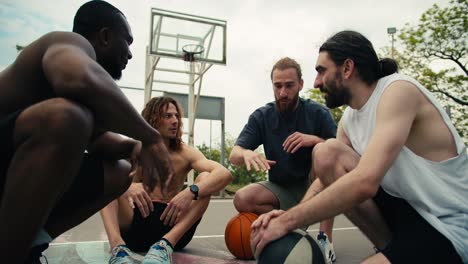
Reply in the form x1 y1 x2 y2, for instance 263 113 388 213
187 60 196 185
147 8 227 190
188 60 195 147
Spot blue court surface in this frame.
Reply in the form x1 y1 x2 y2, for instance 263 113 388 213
43 199 374 263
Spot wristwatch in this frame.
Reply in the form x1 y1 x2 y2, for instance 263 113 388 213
189 184 199 200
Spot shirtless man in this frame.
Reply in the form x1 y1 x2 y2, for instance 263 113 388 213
0 1 173 263
101 96 233 264
251 30 467 263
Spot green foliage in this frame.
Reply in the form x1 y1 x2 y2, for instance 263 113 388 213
305 89 345 122
196 135 267 186
382 0 467 143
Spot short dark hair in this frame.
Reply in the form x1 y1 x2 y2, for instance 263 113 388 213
319 30 398 85
270 57 302 81
73 0 125 39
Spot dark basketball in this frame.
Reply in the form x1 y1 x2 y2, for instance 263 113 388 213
258 229 326 264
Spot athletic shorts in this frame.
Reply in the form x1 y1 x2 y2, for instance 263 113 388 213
0 110 22 194
121 202 201 252
0 109 105 220
257 179 310 210
373 187 463 263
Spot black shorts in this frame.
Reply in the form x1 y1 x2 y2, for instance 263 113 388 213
0 110 22 193
121 202 201 252
373 187 462 264
0 109 104 221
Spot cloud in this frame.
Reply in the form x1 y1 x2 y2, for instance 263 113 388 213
0 0 450 145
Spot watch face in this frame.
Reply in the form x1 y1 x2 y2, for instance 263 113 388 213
190 184 199 200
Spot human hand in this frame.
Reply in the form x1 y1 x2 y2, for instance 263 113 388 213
139 141 174 198
124 182 154 218
250 212 289 259
283 132 322 153
251 209 285 230
243 150 276 171
160 188 193 226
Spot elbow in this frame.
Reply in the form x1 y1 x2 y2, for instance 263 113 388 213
357 179 380 201
228 171 234 184
351 166 381 201
223 168 234 185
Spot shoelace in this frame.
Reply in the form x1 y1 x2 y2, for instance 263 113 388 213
146 242 172 263
110 246 132 264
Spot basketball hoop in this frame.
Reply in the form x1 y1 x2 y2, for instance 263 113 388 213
182 44 205 62
181 44 205 148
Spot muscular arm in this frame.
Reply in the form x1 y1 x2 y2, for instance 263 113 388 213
88 132 139 160
41 33 173 192
280 81 420 230
189 147 233 199
41 34 160 144
160 146 233 225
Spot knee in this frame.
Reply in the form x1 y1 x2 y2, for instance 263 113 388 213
46 99 94 140
17 98 94 144
233 189 254 212
313 139 343 178
103 160 132 198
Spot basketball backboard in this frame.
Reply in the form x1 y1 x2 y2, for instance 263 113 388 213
149 8 227 65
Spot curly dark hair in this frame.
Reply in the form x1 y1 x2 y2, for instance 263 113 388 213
142 96 184 151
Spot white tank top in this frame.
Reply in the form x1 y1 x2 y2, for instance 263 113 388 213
342 73 468 262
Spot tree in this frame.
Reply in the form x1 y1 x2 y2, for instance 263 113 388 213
16 44 25 52
305 89 345 123
196 134 267 186
387 0 467 142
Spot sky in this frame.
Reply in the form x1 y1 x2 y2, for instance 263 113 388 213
0 0 450 147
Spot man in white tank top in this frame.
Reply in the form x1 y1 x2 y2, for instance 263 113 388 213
251 30 466 264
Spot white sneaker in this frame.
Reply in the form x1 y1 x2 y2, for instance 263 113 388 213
109 245 138 264
317 231 336 264
142 239 174 264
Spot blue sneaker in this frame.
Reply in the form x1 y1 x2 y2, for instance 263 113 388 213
317 231 336 264
109 245 137 264
142 239 174 264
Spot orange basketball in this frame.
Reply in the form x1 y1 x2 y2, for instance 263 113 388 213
224 212 258 260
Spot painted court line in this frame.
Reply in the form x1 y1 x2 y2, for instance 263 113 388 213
192 227 358 239
211 199 236 203
49 226 358 245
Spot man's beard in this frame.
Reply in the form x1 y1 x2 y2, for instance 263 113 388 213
323 73 350 109
100 59 123 80
107 65 122 80
276 93 299 114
